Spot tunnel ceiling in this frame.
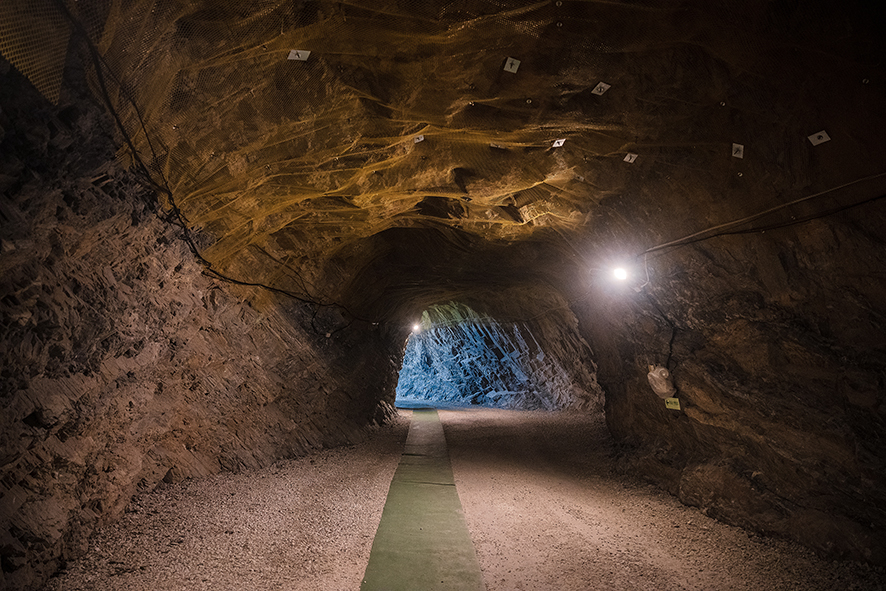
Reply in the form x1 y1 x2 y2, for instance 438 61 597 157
3 0 885 319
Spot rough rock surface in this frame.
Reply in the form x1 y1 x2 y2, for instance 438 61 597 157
396 302 603 410
1 1 886 588
0 58 397 591
574 213 886 563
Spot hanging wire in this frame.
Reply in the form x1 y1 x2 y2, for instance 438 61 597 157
47 0 886 335
643 172 886 256
52 0 375 333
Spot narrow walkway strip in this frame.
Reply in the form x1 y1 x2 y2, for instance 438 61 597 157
361 408 485 591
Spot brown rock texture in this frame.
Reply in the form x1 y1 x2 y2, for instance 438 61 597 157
0 58 396 590
1 0 886 588
576 212 886 562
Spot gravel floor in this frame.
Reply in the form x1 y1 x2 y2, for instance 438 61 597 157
42 414 410 591
44 409 885 591
442 408 885 591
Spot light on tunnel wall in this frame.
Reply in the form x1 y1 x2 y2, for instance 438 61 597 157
412 323 421 332
604 254 650 292
647 365 676 398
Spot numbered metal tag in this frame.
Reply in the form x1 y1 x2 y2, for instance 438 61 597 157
287 49 311 61
592 82 611 95
808 130 830 145
665 397 681 410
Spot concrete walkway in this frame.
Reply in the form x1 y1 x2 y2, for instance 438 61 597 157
360 408 485 590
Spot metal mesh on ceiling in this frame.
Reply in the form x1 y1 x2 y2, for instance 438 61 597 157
0 0 72 104
4 0 881 304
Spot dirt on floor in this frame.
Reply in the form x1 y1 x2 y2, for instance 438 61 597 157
441 408 885 591
43 408 885 591
41 414 410 591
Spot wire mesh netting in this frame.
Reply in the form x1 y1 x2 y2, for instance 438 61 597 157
3 0 884 305
0 0 72 104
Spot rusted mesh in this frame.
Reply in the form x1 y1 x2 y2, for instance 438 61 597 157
6 0 878 303
81 0 625 292
0 0 71 104
0 0 107 103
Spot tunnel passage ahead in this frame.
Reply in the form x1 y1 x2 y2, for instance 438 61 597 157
3 1 886 586
395 302 604 411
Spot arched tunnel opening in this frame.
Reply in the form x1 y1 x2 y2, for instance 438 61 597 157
395 302 600 410
3 1 886 589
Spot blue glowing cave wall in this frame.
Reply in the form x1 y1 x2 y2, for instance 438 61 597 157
396 304 598 410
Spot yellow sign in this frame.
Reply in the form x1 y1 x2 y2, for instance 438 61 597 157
665 397 681 410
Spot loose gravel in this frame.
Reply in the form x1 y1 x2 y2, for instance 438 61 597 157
442 408 886 591
44 409 885 591
42 415 409 591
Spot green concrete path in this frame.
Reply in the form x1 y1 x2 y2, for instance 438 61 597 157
360 408 485 591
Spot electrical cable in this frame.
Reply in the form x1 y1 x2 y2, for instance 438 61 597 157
715 192 886 237
52 0 375 332
509 177 886 347
625 177 886 374
51 2 886 336
643 172 886 256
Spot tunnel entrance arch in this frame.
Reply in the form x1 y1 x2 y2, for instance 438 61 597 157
395 302 604 411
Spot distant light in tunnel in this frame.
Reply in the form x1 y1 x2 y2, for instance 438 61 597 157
412 323 421 332
613 267 628 281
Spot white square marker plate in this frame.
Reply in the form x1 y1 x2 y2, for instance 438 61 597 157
732 143 744 158
808 130 830 145
288 49 310 61
623 153 638 163
552 139 566 147
592 82 611 95
503 57 521 73
414 135 425 143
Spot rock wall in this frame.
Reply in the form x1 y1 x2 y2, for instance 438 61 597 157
396 302 603 410
0 59 397 591
574 212 886 564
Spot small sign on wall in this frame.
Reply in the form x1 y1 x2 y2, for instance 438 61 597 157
665 397 681 410
808 130 830 145
592 82 611 95
287 49 311 61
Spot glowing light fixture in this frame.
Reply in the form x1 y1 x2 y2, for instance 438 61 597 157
613 267 628 281
412 323 421 332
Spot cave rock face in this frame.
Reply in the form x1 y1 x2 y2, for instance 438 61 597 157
577 224 886 564
396 302 604 410
0 65 398 591
2 0 886 587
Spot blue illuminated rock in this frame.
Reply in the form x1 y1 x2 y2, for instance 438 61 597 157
396 303 603 410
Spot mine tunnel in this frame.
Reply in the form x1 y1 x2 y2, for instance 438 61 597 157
395 302 599 411
2 0 886 589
